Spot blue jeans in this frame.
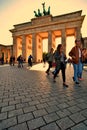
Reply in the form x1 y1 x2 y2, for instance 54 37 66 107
73 59 83 82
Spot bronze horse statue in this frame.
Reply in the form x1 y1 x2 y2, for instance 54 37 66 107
42 2 50 15
34 3 51 17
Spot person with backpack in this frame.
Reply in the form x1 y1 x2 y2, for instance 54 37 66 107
17 55 23 68
45 48 54 75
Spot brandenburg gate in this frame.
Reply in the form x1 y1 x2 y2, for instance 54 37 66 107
10 3 85 62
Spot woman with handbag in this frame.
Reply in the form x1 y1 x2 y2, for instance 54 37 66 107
53 44 68 87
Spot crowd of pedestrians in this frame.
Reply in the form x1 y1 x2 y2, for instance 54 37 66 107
9 54 33 68
45 39 87 87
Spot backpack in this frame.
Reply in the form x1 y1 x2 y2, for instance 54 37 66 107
45 53 49 61
17 56 20 61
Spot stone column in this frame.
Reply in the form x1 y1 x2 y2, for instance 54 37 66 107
61 29 66 53
75 27 81 40
9 46 13 59
48 31 53 52
22 35 26 61
0 48 2 57
13 36 17 60
36 35 42 62
32 33 37 62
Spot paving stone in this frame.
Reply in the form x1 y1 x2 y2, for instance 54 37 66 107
84 120 87 125
47 100 58 106
0 112 7 121
8 122 28 130
56 117 75 130
43 112 60 123
77 103 87 109
18 113 34 123
67 106 81 113
57 102 69 109
71 123 87 130
29 100 40 106
45 105 59 113
27 117 46 130
67 100 78 106
39 98 49 103
69 112 86 123
0 102 8 107
9 99 21 105
36 102 48 109
23 106 37 113
40 122 60 130
21 97 32 103
3 97 14 102
8 109 23 118
80 109 87 118
75 98 86 103
1 105 15 112
16 102 29 109
0 117 17 130
33 108 47 118
56 109 71 118
9 93 19 98
15 95 25 100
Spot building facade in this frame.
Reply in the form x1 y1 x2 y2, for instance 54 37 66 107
0 44 13 64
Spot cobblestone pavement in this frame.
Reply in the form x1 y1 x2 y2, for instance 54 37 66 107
0 63 87 130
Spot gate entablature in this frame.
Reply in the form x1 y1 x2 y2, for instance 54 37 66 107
10 10 85 36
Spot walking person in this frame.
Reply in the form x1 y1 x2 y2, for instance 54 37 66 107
69 39 83 84
12 56 15 66
53 44 68 87
9 56 15 66
9 56 13 66
46 48 54 75
20 55 24 68
28 54 33 67
17 55 21 68
17 55 23 68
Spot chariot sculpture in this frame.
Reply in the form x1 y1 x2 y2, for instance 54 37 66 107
34 2 50 17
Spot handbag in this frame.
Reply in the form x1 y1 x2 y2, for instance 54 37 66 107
52 62 56 67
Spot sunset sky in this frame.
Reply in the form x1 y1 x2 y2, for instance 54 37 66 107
0 0 87 47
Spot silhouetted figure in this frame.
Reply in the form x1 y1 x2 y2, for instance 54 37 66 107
17 55 23 68
10 56 13 66
28 55 33 67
